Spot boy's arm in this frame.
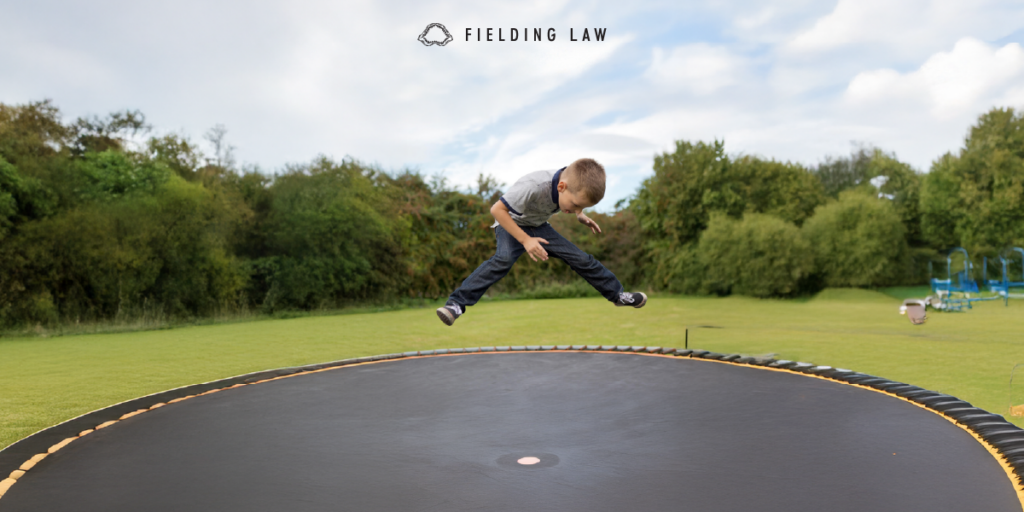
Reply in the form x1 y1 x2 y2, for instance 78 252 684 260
576 212 601 234
491 201 550 262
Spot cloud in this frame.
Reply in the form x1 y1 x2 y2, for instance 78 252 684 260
785 0 1024 59
0 14 115 98
734 6 776 31
644 43 746 94
845 38 1024 119
787 0 918 53
242 1 634 172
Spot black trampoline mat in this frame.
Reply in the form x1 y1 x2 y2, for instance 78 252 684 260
1 352 1018 512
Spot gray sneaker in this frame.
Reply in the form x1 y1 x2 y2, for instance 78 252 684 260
614 292 647 308
436 303 463 326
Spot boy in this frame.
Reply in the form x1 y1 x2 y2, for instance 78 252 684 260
436 158 647 326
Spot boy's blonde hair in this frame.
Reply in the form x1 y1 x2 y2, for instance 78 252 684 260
566 158 606 204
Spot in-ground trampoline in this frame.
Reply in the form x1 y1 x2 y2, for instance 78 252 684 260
1 347 1023 512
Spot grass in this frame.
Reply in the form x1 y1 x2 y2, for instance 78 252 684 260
877 285 933 301
2 289 1024 451
0 297 442 339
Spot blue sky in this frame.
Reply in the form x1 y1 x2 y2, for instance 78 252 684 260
2 0 1024 210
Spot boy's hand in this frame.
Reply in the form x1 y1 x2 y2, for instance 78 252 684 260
523 237 550 262
577 213 602 234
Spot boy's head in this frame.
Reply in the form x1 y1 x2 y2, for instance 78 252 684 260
556 158 606 215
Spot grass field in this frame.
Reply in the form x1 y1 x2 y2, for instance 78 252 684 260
2 289 1023 451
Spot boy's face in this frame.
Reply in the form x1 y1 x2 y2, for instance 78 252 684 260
556 179 595 215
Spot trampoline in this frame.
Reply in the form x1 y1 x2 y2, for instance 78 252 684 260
1 346 1023 511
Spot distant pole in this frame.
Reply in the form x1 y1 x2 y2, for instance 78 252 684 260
685 328 688 350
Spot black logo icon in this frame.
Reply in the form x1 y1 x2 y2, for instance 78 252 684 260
419 23 453 46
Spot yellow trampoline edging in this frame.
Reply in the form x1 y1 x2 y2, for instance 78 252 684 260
1 345 1022 511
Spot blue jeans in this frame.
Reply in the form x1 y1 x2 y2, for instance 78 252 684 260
448 223 624 308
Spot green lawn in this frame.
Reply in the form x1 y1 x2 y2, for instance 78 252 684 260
2 289 1024 451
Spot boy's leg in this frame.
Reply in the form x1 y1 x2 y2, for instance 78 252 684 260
533 223 624 302
447 226 525 309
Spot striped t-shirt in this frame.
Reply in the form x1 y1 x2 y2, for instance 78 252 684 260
491 167 565 228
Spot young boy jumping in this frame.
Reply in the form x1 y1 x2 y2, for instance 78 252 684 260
436 158 647 326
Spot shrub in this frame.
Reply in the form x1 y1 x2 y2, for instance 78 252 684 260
802 191 908 287
697 213 813 297
256 157 408 310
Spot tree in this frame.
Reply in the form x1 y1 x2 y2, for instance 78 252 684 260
812 145 873 198
0 100 71 182
203 124 236 170
631 139 825 291
73 150 172 202
921 107 1024 256
147 134 203 182
0 157 52 239
730 156 824 226
863 149 924 247
71 109 149 155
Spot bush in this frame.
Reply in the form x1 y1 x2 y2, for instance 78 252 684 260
697 213 813 297
802 191 909 287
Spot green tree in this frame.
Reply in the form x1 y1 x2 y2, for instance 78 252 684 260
814 146 923 244
730 156 825 226
631 139 825 292
73 150 172 202
70 109 149 155
632 140 732 252
864 150 924 247
147 134 204 182
0 100 70 177
920 107 1024 255
386 171 498 299
813 146 873 198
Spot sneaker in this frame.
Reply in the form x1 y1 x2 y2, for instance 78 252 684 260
436 303 463 326
614 292 647 308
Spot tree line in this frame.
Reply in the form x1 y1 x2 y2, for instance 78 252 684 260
0 100 1021 327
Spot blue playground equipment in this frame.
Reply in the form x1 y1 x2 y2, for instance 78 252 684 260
930 248 979 294
929 248 1000 311
983 247 1024 305
899 247 1013 321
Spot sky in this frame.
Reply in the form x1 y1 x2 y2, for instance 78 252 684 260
2 0 1024 210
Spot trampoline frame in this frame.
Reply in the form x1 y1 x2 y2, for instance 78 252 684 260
2 344 1023 508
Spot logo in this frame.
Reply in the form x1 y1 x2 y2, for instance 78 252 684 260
419 23 453 46
418 24 609 46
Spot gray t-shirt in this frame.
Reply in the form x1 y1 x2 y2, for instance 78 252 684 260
492 167 564 228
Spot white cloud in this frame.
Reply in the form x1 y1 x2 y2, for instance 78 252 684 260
238 0 634 171
644 44 746 94
734 6 776 31
787 0 915 53
0 17 115 98
785 0 1024 58
845 38 1024 119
